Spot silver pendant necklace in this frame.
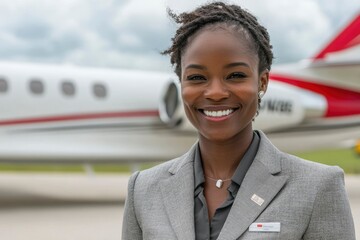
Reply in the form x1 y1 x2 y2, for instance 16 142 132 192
205 176 231 189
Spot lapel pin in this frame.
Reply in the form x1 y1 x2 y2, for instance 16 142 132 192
251 194 264 206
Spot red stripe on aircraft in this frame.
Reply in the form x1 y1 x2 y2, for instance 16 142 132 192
314 13 360 60
270 74 360 117
0 110 159 126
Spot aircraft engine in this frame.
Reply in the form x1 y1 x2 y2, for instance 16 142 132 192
159 80 195 131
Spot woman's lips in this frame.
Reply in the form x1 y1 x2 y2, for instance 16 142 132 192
198 107 239 121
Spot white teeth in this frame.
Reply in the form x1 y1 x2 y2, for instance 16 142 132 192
203 109 234 117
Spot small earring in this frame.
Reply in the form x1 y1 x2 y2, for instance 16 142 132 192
258 90 265 99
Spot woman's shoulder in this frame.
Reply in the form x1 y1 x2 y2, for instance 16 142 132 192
282 151 342 172
129 152 191 191
139 157 181 179
257 130 344 178
133 143 196 184
280 151 345 187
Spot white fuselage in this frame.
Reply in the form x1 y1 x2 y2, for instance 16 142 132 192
0 61 170 131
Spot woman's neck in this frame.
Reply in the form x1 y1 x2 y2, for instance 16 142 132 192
199 129 254 179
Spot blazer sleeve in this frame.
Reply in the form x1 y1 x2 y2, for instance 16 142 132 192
303 166 355 240
122 171 142 240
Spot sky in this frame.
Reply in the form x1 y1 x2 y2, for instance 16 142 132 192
0 0 358 72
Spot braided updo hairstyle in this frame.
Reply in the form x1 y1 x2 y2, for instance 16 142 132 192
162 1 274 79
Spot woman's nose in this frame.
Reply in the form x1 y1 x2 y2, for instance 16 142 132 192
203 79 230 101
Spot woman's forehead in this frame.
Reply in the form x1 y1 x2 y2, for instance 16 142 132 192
181 28 259 71
182 24 257 59
182 22 256 55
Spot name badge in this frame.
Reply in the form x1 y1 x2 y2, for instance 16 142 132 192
249 222 281 232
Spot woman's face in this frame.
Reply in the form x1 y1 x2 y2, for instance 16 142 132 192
180 27 268 143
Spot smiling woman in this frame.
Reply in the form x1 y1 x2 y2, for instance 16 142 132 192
122 2 355 240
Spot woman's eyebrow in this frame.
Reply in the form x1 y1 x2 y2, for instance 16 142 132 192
225 62 250 69
185 62 250 70
185 64 207 70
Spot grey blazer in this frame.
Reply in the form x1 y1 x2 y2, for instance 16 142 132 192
122 131 355 240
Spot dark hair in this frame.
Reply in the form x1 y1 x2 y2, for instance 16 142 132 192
162 1 274 79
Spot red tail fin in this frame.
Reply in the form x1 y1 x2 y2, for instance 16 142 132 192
313 12 360 60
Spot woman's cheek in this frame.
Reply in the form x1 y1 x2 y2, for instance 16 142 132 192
181 85 198 104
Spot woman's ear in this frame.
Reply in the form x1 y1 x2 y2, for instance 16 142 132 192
259 69 269 93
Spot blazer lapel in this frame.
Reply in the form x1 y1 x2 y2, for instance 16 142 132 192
218 132 289 240
160 145 197 240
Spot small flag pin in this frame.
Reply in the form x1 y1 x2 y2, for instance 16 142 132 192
251 194 265 206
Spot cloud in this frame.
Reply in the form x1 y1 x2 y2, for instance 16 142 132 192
247 0 330 62
0 0 357 70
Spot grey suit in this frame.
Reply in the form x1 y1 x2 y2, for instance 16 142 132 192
122 131 355 240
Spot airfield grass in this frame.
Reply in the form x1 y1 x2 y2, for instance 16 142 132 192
293 148 360 174
0 148 359 174
0 162 157 173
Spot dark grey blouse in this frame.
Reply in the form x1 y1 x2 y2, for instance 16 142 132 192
194 131 260 240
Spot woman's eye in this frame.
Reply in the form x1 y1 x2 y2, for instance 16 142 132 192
227 72 246 79
186 75 206 81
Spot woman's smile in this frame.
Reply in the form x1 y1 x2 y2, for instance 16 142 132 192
197 106 239 122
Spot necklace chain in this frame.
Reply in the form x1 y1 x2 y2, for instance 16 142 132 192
205 176 231 189
205 176 231 182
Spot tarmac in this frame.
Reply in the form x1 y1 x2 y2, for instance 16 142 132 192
0 173 359 240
